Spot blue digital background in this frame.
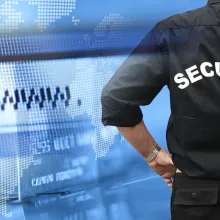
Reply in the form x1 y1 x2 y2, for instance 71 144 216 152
0 0 207 219
0 0 206 34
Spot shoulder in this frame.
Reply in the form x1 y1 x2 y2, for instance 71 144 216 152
154 6 208 35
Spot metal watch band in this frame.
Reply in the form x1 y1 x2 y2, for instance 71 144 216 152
144 144 162 163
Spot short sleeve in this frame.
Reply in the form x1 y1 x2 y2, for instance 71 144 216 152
101 25 169 127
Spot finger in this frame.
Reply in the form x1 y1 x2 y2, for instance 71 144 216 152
164 177 171 183
162 172 175 179
164 178 172 184
168 183 173 189
163 176 173 189
168 183 173 188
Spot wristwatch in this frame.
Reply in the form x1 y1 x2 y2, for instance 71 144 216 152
144 144 162 163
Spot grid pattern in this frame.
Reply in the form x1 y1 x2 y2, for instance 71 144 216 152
0 0 78 33
66 56 125 159
27 0 77 31
0 1 24 34
0 13 134 57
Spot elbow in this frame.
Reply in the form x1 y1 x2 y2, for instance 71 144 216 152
101 85 111 126
101 84 121 127
101 84 118 112
101 83 122 115
101 84 109 107
101 85 143 128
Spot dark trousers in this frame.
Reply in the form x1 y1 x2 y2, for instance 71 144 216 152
171 173 220 220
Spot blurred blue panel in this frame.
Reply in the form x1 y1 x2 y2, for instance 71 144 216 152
0 0 206 34
0 0 207 58
3 177 171 220
0 30 144 57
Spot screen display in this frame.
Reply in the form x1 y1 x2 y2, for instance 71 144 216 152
0 55 170 219
0 55 124 200
0 0 206 218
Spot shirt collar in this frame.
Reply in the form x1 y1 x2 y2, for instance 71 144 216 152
208 0 220 4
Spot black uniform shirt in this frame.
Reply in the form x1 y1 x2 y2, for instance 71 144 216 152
101 0 220 179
